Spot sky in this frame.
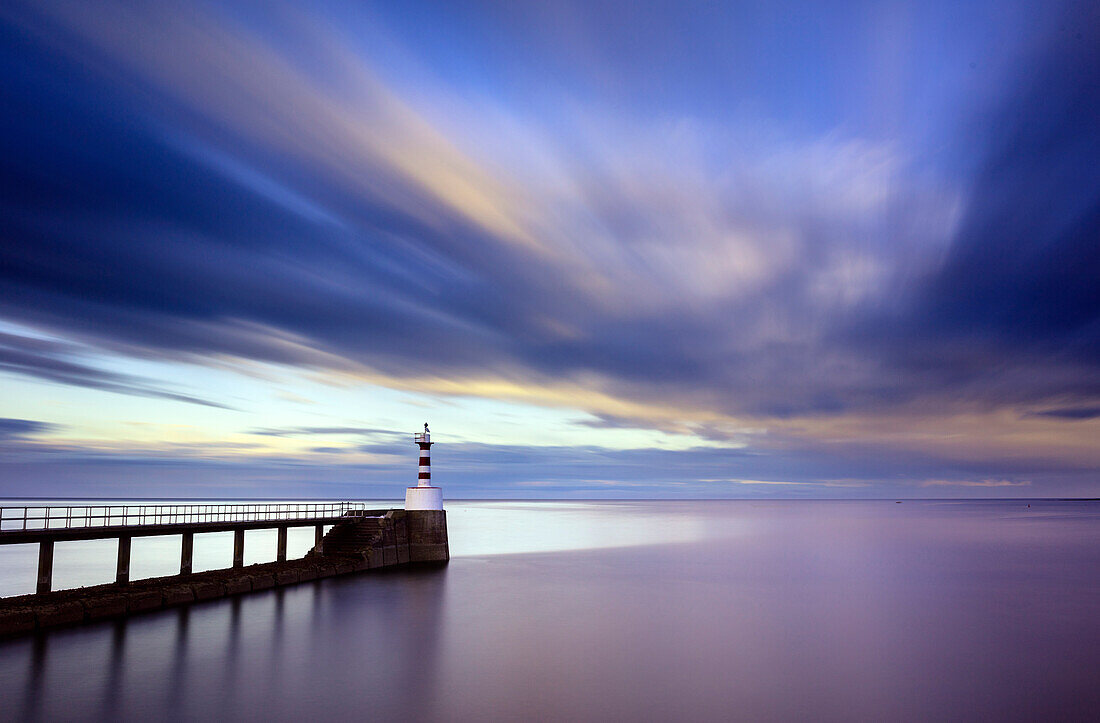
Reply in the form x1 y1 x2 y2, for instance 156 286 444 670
0 0 1097 499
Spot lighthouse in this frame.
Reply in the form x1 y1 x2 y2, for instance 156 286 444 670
405 423 443 510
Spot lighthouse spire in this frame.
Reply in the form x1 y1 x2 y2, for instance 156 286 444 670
416 423 432 487
405 423 443 510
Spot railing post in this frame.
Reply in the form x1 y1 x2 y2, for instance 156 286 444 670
233 528 245 568
36 540 54 595
116 535 132 585
277 525 288 562
181 531 194 575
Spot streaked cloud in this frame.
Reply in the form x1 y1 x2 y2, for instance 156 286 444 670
921 479 1032 488
0 431 1077 499
0 0 1096 497
0 330 233 409
0 418 55 440
1026 407 1100 421
248 426 400 438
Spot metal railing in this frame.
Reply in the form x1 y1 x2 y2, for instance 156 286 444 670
0 502 366 533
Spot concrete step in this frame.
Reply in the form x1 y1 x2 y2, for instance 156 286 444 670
314 518 388 557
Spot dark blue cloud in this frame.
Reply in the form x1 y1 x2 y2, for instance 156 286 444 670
0 4 523 378
913 7 1100 361
0 417 54 440
0 332 233 408
838 5 1100 411
0 0 1096 434
1028 407 1100 421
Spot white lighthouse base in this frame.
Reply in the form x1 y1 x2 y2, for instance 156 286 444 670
405 486 443 510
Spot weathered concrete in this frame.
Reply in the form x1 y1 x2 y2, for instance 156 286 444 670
277 526 288 562
224 576 253 595
406 510 450 563
275 569 299 586
127 590 163 612
232 529 245 568
191 580 225 601
0 609 35 636
116 535 132 585
180 531 194 575
0 507 448 638
162 585 195 606
36 602 83 628
250 573 276 591
36 540 54 595
305 510 448 566
84 594 127 620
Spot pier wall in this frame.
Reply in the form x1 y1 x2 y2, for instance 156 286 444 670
406 510 450 563
0 509 448 637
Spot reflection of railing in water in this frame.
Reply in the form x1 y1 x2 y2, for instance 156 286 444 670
0 502 366 532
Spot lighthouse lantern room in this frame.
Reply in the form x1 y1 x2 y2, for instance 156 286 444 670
405 423 443 510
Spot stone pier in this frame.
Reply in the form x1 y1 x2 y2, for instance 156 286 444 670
0 509 448 637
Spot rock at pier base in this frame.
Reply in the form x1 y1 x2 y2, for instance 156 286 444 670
37 601 85 629
126 590 163 613
162 585 195 606
84 595 127 620
0 609 35 636
191 581 225 601
224 577 252 595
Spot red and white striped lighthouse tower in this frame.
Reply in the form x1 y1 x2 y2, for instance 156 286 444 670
405 423 443 510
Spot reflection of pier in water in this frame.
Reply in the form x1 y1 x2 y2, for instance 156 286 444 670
5 564 448 719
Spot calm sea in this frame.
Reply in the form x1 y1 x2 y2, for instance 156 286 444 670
1 499 1098 722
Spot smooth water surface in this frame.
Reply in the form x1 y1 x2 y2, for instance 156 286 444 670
1 500 1098 721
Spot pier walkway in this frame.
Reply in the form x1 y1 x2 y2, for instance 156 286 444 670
0 502 371 593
